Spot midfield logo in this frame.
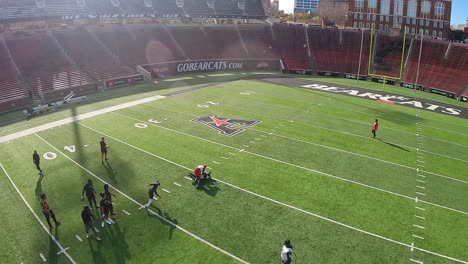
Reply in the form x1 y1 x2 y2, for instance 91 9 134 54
192 114 261 137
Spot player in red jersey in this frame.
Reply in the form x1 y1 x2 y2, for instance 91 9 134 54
372 119 379 138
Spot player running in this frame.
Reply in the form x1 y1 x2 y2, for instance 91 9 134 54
40 193 61 229
372 119 379 138
81 205 101 241
141 181 161 209
81 179 99 209
33 150 44 177
100 137 109 163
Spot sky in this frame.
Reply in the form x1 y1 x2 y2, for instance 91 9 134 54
278 0 467 26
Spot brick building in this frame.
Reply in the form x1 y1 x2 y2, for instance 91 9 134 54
347 0 452 38
319 0 349 26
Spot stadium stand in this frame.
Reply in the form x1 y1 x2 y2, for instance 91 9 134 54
4 31 94 100
52 27 137 81
237 24 276 59
0 0 266 19
93 25 184 66
0 38 29 103
273 23 309 70
404 38 468 95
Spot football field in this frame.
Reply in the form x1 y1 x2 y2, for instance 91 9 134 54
0 77 467 264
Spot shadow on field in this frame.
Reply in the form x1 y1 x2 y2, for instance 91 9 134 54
88 238 105 264
105 223 131 264
35 176 43 200
148 208 178 239
197 178 220 197
48 228 59 264
377 138 410 152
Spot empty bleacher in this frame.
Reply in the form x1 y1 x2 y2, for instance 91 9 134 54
273 23 309 70
53 28 137 81
5 31 94 99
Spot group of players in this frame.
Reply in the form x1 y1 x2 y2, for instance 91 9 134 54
33 136 211 241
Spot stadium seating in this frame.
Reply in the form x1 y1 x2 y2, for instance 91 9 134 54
53 28 137 81
273 23 309 70
1 23 468 113
93 25 184 66
237 24 276 59
0 0 266 19
4 31 94 100
0 38 29 103
404 38 468 95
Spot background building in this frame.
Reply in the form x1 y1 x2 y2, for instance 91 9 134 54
294 0 320 13
319 0 349 26
347 0 452 38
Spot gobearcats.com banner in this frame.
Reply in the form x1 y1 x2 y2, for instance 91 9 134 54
141 59 281 78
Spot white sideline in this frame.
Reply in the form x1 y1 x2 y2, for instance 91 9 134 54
0 163 77 264
142 104 468 185
35 134 250 264
0 95 166 144
109 113 468 216
72 123 468 263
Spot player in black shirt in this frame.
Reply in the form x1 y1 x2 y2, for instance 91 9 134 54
141 181 161 209
33 150 43 177
81 205 101 241
100 137 108 163
81 179 99 209
103 184 116 218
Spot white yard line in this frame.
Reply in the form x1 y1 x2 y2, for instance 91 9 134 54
108 114 468 216
221 157 229 160
0 95 166 144
184 176 192 181
39 253 46 262
64 124 468 263
412 234 425 240
410 258 424 264
416 207 426 211
0 163 77 264
75 235 83 242
413 224 426 230
415 215 426 220
35 134 250 264
57 247 70 255
212 161 221 164
163 189 171 193
122 210 131 216
173 182 182 187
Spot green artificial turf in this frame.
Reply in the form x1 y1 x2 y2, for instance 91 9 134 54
0 77 467 264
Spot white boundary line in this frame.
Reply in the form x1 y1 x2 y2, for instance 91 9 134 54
35 134 250 264
67 123 468 263
107 114 468 216
57 247 70 255
0 95 167 144
0 163 77 264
